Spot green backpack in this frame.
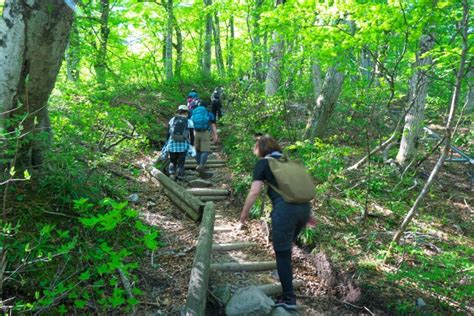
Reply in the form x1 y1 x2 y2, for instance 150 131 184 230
266 156 316 203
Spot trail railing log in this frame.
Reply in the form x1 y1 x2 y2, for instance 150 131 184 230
145 165 204 221
184 202 216 316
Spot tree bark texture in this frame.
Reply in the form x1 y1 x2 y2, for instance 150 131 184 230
212 10 225 76
391 3 468 247
185 202 215 316
304 66 344 139
311 60 322 100
251 0 264 80
226 15 234 75
174 17 183 79
0 1 74 168
464 68 473 114
95 0 110 86
202 0 212 78
396 33 435 166
264 0 286 98
164 0 173 81
264 32 284 98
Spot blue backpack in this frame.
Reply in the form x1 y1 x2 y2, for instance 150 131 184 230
191 106 210 131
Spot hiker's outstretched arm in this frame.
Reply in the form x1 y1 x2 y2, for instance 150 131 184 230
239 180 263 225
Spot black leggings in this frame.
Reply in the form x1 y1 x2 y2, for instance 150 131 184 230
275 249 295 304
169 152 186 176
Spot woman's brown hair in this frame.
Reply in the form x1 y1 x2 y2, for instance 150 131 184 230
254 134 282 158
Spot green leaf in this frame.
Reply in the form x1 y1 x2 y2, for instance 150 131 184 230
23 169 31 180
79 270 91 281
74 299 87 309
143 231 158 250
127 297 139 306
9 166 15 177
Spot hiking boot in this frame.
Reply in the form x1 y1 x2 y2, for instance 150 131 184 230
195 164 206 177
272 296 298 310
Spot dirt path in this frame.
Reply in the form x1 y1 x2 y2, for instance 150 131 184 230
134 145 358 315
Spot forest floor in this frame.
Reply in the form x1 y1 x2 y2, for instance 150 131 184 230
125 148 370 315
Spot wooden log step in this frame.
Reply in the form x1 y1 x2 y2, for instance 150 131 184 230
163 191 200 222
214 226 234 233
255 280 303 296
184 202 215 315
185 159 226 164
212 242 258 252
210 261 276 272
145 166 204 221
186 188 229 196
199 196 227 202
184 164 226 169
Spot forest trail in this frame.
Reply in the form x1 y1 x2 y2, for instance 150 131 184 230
137 141 360 315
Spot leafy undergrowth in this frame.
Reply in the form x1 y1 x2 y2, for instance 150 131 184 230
1 80 212 314
220 85 473 314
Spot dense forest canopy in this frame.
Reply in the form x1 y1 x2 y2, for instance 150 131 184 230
0 0 472 314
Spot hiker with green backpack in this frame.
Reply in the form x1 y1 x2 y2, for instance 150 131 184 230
238 134 315 310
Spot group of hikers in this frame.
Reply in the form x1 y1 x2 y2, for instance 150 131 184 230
161 89 315 310
162 87 223 181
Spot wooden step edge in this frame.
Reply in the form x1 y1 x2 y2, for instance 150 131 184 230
210 261 276 272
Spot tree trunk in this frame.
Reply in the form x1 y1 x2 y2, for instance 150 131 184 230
463 68 473 114
304 66 344 139
264 33 284 97
0 1 74 169
226 15 234 75
174 19 183 80
389 2 468 252
360 48 373 81
311 60 322 99
264 0 286 98
164 0 173 81
202 0 212 78
95 0 110 86
65 21 80 82
212 11 225 77
396 33 435 166
251 0 264 80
